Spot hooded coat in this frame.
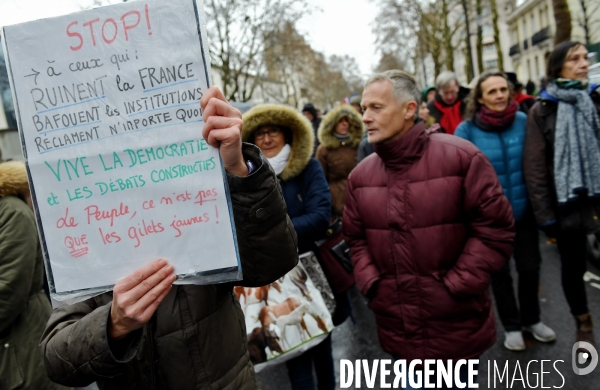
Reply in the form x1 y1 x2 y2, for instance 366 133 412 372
40 145 299 390
316 105 364 218
242 104 331 253
0 161 65 390
344 122 515 360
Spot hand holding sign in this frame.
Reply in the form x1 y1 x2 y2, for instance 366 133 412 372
109 258 176 340
201 86 248 177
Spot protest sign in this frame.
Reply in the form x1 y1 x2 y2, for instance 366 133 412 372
1 0 241 305
238 253 335 372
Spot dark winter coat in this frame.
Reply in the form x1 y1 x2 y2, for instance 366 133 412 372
316 105 364 218
302 103 322 154
0 161 66 390
523 86 600 232
40 144 299 390
343 122 515 360
357 132 373 163
455 111 529 221
242 104 331 253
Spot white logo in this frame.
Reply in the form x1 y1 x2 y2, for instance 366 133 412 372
572 342 598 375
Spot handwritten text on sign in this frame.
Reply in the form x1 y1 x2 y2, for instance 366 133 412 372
2 0 239 295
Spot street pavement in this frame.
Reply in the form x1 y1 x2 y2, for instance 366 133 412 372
257 238 600 389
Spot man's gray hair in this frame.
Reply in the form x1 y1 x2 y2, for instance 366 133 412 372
365 70 421 119
435 71 459 90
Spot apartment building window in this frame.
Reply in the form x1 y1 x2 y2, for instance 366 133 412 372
484 44 496 52
531 14 536 32
512 29 519 45
485 59 498 69
535 56 540 78
539 8 547 28
527 59 532 79
523 19 528 38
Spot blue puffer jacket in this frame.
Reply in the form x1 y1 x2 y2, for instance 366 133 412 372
455 111 529 221
280 158 331 252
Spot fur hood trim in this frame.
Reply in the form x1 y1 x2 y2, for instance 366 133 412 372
0 161 29 197
242 104 314 181
318 104 364 149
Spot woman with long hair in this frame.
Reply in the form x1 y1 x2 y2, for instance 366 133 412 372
455 71 555 351
523 41 600 345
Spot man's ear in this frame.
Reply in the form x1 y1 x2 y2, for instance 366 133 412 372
404 101 418 120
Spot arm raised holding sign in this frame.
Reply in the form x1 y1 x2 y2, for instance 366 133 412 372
41 87 298 388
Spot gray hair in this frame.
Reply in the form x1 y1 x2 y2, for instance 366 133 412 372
365 70 421 119
435 71 459 90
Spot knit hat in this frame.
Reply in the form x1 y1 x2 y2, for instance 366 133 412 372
421 86 436 102
349 95 361 105
302 103 318 118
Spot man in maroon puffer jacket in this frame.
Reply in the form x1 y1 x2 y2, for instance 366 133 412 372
344 70 515 364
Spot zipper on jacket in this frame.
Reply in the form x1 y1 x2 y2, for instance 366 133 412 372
497 133 513 207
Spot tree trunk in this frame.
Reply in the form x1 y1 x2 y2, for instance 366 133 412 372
489 0 504 71
553 0 572 44
579 0 590 45
476 0 484 74
462 0 474 80
442 0 454 71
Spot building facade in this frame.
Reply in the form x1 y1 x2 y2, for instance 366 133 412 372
507 0 600 91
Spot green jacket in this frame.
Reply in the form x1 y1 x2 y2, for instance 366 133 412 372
40 144 299 390
0 162 65 390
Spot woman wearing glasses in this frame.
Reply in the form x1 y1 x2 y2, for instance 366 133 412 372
242 104 336 390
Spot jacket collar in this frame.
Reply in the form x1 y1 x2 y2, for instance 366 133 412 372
374 121 427 169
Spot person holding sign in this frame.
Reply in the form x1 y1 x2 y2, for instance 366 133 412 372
0 158 66 390
40 87 299 389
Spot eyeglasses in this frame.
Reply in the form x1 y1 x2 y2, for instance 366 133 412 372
254 128 282 140
440 89 459 98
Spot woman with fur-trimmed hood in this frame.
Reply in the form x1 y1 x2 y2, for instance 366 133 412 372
0 159 67 390
316 104 364 218
242 104 338 390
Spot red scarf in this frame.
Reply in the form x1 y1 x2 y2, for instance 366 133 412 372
434 99 463 135
513 92 535 104
475 100 519 131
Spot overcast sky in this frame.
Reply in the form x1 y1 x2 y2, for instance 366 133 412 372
0 0 379 77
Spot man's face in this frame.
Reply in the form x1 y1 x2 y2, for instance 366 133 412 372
302 111 314 121
361 80 415 144
439 80 460 105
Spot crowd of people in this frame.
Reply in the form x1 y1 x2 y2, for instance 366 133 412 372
1 40 599 390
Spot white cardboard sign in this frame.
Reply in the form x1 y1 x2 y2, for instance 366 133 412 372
1 0 240 303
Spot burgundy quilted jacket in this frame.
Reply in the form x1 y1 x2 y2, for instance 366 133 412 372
343 122 515 360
